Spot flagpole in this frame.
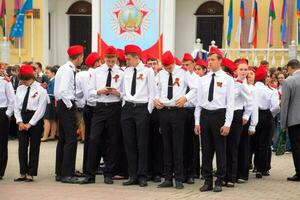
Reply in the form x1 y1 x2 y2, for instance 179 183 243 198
31 13 34 62
18 37 21 63
267 16 271 62
4 14 7 40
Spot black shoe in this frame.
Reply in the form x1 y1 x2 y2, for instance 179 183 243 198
139 178 148 187
0 176 3 180
175 181 184 189
249 164 253 170
14 177 27 182
158 180 173 188
199 183 213 192
287 175 300 182
122 178 139 186
256 172 263 179
80 177 95 184
74 170 85 177
213 185 222 192
226 182 235 187
153 175 161 183
55 175 61 182
61 176 81 184
186 177 194 184
262 171 270 176
104 177 113 184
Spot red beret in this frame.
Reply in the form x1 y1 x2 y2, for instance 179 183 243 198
161 51 174 66
124 44 142 56
182 53 194 62
255 65 267 81
20 65 34 75
85 52 100 67
208 47 223 58
258 64 267 69
196 58 208 68
222 58 237 73
117 49 126 62
67 45 84 57
174 57 182 66
105 46 117 55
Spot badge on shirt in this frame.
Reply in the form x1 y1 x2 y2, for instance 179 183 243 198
113 74 120 82
32 91 38 98
173 78 180 87
137 73 144 80
217 82 223 88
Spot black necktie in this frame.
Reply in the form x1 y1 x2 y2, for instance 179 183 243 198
21 86 31 113
73 71 76 92
106 68 112 87
131 68 137 96
167 73 173 100
186 86 190 94
208 73 215 102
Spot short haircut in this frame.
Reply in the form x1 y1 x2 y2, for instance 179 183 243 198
18 73 35 81
208 53 222 60
287 59 300 69
35 62 43 70
69 53 83 61
125 52 140 58
46 66 58 74
260 60 269 66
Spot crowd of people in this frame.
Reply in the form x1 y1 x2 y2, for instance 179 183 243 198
0 44 300 193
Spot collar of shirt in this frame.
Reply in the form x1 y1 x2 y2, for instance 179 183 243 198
135 61 144 71
207 69 224 77
293 69 300 75
67 61 76 72
255 82 265 87
101 64 119 73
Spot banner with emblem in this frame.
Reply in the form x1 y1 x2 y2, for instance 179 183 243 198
99 0 162 60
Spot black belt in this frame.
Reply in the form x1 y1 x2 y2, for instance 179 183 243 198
162 106 184 111
259 109 270 112
185 107 195 110
21 110 35 114
202 108 226 114
0 107 7 111
96 102 121 107
125 101 148 108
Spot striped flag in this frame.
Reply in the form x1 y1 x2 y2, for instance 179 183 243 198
267 0 276 47
234 0 245 46
226 0 233 47
9 0 21 43
0 0 6 37
248 0 258 48
280 0 288 47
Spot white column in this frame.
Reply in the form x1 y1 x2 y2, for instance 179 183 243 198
92 0 100 52
43 0 49 66
162 0 176 53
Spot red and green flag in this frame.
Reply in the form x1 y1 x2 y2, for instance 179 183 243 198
0 0 6 37
267 0 276 47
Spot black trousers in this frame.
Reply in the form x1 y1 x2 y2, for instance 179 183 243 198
55 101 78 177
148 109 163 178
121 103 150 179
18 111 43 176
87 102 122 178
201 109 226 185
226 110 243 183
237 120 251 180
183 107 199 179
254 110 273 173
288 124 300 176
82 105 93 174
0 108 9 177
158 108 185 181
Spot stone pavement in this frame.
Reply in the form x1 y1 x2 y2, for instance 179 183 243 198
0 141 299 200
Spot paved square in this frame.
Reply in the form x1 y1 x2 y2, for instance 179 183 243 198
0 141 299 200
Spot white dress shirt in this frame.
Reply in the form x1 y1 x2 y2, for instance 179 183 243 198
14 81 48 126
194 69 235 127
234 79 251 111
185 71 199 107
89 64 124 103
155 68 196 107
246 84 258 132
123 62 156 113
0 77 15 117
54 61 76 108
255 82 280 117
76 68 96 107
